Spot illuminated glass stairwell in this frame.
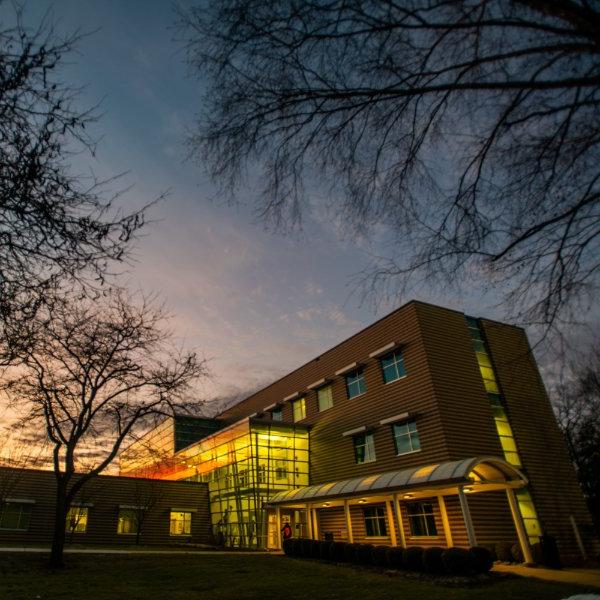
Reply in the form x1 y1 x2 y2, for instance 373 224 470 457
466 317 542 543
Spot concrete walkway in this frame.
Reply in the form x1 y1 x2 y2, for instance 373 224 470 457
493 563 600 589
0 546 272 555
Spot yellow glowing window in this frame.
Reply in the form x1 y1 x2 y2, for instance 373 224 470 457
117 509 139 534
500 436 518 453
170 511 192 536
495 420 513 437
66 507 89 534
483 379 500 394
292 397 306 422
504 451 522 467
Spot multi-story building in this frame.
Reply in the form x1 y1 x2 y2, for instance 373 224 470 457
119 301 596 563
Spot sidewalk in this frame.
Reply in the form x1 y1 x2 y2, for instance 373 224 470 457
493 563 600 589
0 546 272 555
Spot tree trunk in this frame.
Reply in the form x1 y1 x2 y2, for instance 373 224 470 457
50 481 68 568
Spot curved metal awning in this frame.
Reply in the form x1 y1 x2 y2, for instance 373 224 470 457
267 456 527 505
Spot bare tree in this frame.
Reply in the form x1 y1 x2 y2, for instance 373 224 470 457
554 343 600 532
0 7 149 364
178 0 600 329
0 290 206 567
130 477 168 546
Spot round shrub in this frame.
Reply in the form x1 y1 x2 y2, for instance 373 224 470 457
481 544 497 562
371 545 389 568
343 542 360 563
385 547 404 569
300 538 315 558
469 546 494 573
495 542 514 563
423 546 445 574
510 542 523 563
319 540 333 560
329 541 347 562
282 538 295 556
442 547 473 575
356 543 375 565
310 539 321 559
540 533 562 569
404 546 425 571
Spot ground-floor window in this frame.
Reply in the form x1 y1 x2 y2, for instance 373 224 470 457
363 506 387 537
170 511 192 536
66 506 89 533
0 501 32 531
117 508 139 534
406 501 437 536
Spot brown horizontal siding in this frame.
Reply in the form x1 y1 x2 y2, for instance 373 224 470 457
482 321 596 562
0 468 210 546
466 492 517 546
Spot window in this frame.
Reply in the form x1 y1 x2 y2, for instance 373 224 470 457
407 502 437 536
271 407 283 421
363 507 387 537
117 508 139 534
317 385 334 412
292 397 306 422
66 506 89 534
353 433 376 464
345 369 366 399
380 350 407 383
170 511 192 536
0 502 32 530
393 420 421 455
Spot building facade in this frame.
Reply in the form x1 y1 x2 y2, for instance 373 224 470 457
118 301 596 563
0 467 211 546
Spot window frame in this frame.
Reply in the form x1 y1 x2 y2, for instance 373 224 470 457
316 384 334 412
406 501 438 537
169 510 192 536
353 432 376 464
392 420 421 456
0 501 33 531
66 506 89 534
292 397 306 422
345 369 366 399
117 508 139 535
363 506 387 537
380 350 407 384
271 407 283 421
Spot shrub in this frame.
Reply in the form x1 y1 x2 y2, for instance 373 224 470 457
300 538 315 558
495 542 514 562
469 546 494 573
385 547 404 569
482 544 497 562
319 540 333 560
371 545 389 568
511 542 523 563
404 546 424 571
422 547 445 574
539 533 562 569
356 543 374 565
343 542 360 563
310 539 321 559
442 547 473 575
282 538 294 556
329 541 347 562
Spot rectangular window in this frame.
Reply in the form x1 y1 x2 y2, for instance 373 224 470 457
292 397 306 422
363 507 387 537
271 407 283 422
393 420 421 455
317 385 334 412
66 507 89 534
117 508 139 534
170 511 192 536
0 502 32 531
345 369 366 399
381 350 407 383
407 502 437 537
353 433 376 464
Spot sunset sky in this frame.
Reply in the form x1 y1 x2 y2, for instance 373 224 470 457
2 1 524 411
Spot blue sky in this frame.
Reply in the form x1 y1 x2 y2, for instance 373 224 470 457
2 1 507 407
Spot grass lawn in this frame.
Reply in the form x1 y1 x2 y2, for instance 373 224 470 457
0 553 593 600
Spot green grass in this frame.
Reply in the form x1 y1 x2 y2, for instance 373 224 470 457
0 553 593 600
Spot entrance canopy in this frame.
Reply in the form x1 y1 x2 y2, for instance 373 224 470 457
267 456 527 506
